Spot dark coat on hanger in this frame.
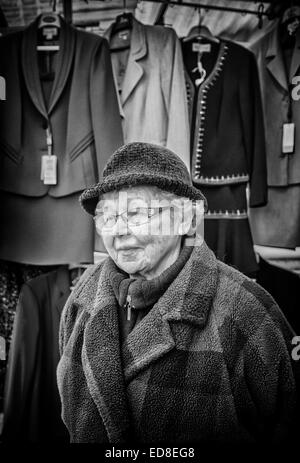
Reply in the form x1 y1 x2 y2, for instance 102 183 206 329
2 267 72 443
0 16 123 264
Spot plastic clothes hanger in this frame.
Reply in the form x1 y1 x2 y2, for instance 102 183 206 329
282 5 300 36
183 24 219 44
184 10 219 86
37 0 60 51
111 0 133 37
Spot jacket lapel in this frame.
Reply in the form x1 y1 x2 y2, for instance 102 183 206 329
22 17 48 119
21 16 75 119
266 26 288 92
105 17 147 106
48 18 75 114
122 242 218 383
290 28 300 80
82 260 131 443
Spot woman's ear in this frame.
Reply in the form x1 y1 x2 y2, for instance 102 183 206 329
181 200 205 236
176 200 194 236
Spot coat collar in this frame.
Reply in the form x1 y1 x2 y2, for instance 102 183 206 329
80 241 218 442
104 17 148 106
22 14 75 119
266 24 300 92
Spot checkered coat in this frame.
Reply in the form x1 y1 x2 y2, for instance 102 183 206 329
57 242 299 444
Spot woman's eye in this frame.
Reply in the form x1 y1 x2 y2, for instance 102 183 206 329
104 215 115 224
127 210 139 218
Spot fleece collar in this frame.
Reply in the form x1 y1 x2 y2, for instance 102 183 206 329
107 245 193 311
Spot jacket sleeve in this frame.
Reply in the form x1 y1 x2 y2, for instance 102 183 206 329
161 29 191 172
229 284 299 443
2 284 39 442
239 49 268 207
89 38 124 181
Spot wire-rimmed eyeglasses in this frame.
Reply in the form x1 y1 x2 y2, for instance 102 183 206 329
93 206 172 231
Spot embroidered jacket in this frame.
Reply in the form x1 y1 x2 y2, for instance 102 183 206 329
183 40 267 209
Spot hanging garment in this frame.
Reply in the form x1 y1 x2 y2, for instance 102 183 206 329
104 17 190 171
249 25 300 248
182 38 267 274
2 266 84 442
0 15 123 265
0 261 58 413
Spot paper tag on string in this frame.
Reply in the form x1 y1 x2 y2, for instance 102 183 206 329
282 123 295 154
42 155 57 185
192 43 211 53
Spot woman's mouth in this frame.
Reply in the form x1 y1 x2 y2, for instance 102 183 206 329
117 248 142 261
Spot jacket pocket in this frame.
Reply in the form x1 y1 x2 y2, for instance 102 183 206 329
0 137 23 164
69 132 95 162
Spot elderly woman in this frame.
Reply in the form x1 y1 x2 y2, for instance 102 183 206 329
57 142 299 445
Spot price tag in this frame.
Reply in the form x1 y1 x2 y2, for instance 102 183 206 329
282 123 295 154
42 155 57 185
192 43 211 53
42 27 58 40
119 31 129 40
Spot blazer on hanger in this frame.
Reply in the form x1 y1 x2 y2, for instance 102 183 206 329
251 24 300 186
104 18 190 171
0 16 123 264
0 16 123 197
249 25 300 248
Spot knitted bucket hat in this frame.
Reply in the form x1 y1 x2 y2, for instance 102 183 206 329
80 142 207 215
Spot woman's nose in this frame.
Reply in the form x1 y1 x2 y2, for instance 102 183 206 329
112 214 130 236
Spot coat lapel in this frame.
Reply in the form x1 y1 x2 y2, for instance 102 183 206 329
82 260 131 443
290 28 300 80
21 16 75 119
122 242 218 383
105 17 147 106
266 26 288 92
22 17 48 119
48 18 75 114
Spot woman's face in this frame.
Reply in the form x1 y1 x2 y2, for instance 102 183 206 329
96 187 186 278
